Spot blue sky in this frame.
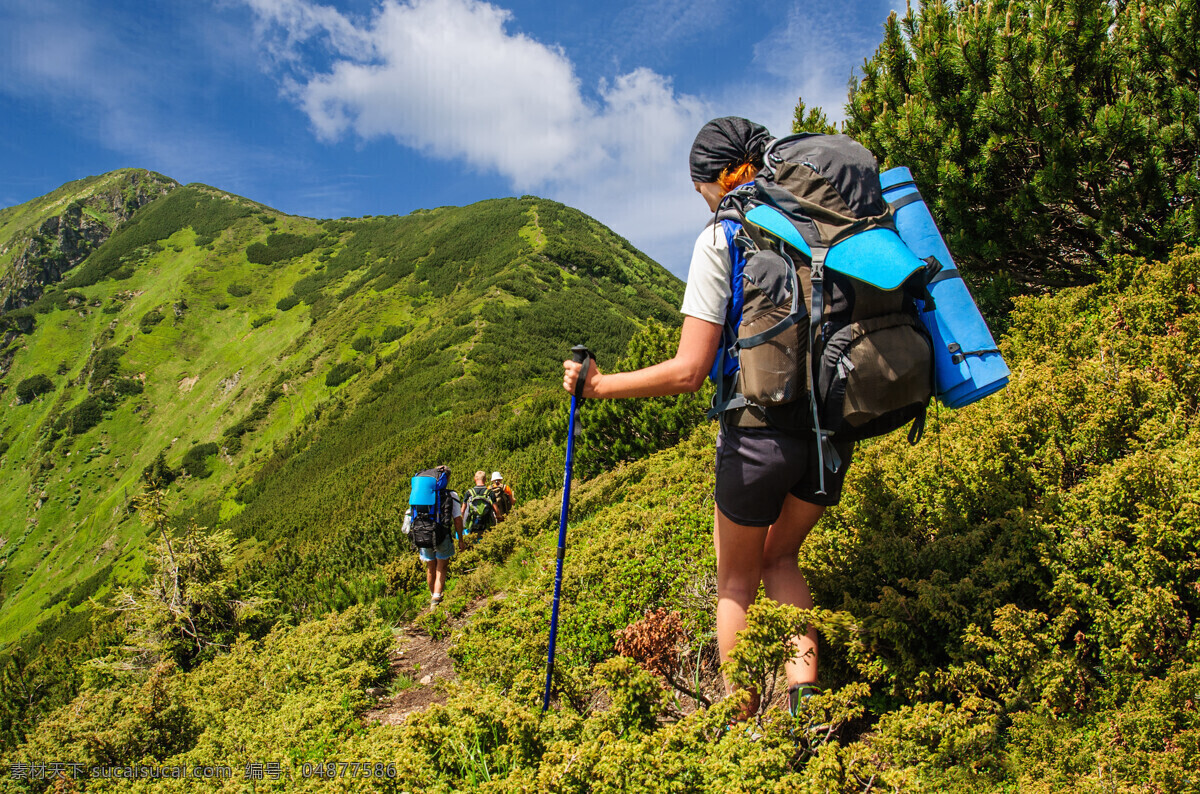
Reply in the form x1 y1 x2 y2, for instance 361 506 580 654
1 0 904 278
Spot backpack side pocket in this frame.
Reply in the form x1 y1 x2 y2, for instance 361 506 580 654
817 313 932 440
736 249 807 407
409 514 448 550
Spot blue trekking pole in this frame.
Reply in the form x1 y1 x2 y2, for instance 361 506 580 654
543 344 593 711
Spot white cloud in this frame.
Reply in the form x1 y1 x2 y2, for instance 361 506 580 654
242 0 899 276
294 0 587 183
244 0 714 274
241 0 377 64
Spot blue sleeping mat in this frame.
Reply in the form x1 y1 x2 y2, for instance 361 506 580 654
880 167 1010 409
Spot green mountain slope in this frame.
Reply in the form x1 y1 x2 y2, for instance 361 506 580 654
0 176 684 657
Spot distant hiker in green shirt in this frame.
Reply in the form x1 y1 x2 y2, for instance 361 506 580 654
563 117 849 719
462 470 497 543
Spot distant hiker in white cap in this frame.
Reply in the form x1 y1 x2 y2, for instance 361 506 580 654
487 471 515 522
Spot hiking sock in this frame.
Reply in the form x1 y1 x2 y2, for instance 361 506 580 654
431 593 443 607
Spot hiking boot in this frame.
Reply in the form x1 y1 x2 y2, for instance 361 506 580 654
430 593 443 608
787 683 820 717
788 684 831 745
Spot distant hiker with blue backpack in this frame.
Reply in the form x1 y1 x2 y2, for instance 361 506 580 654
404 465 464 608
564 117 1006 719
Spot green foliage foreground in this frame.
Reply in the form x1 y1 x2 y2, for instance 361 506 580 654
3 247 1200 790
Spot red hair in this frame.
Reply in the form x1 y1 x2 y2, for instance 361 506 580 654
716 161 759 195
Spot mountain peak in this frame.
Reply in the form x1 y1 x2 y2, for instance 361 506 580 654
0 170 179 313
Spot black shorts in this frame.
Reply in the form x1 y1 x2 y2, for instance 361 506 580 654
715 423 855 526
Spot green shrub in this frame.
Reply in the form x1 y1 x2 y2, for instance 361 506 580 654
87 347 123 389
246 232 321 265
276 294 300 311
181 442 220 479
15 374 53 404
326 361 360 388
53 396 103 436
226 283 251 298
102 489 277 672
112 377 143 397
351 334 373 353
380 324 407 343
68 564 113 610
139 308 164 333
142 450 178 486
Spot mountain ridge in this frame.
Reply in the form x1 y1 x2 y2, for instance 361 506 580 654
0 171 689 657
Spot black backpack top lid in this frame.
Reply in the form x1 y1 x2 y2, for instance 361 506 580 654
758 133 887 222
746 133 927 291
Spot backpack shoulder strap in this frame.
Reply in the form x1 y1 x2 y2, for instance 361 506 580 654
706 218 752 420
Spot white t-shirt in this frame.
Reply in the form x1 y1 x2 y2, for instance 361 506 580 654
679 221 732 325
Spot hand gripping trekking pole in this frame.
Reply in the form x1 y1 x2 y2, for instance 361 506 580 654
543 344 593 711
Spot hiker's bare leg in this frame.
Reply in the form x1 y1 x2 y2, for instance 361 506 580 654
762 494 825 688
714 506 769 713
425 559 437 594
433 558 449 597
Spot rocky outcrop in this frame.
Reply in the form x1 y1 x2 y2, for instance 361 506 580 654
0 170 177 313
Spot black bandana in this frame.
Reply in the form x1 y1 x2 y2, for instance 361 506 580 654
688 117 772 183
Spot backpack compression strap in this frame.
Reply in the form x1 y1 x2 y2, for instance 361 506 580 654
805 245 842 495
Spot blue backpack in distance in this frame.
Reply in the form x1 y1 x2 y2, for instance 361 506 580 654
407 466 453 550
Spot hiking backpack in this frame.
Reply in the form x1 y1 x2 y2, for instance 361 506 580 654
406 466 454 550
488 484 513 516
463 485 496 533
709 133 938 491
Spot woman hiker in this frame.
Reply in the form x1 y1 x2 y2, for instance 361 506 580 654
562 117 855 718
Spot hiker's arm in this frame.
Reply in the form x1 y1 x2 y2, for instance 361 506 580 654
562 316 721 399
